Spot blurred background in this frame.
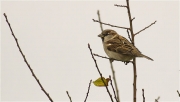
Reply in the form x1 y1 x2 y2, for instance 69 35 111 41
1 0 179 102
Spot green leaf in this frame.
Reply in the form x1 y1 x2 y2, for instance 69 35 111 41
93 77 110 87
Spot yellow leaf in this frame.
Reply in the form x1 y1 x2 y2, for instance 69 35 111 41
93 77 110 87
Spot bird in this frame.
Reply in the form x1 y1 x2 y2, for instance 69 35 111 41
98 29 153 62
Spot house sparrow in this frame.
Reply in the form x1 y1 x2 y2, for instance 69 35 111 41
98 29 153 61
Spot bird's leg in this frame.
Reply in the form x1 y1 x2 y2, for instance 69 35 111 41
109 58 114 63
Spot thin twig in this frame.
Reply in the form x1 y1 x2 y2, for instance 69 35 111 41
109 60 120 102
134 21 157 35
142 89 145 102
3 13 53 102
88 44 114 102
66 91 72 102
127 29 132 43
126 1 137 102
93 19 130 30
84 80 92 102
93 53 115 60
93 53 133 64
97 10 103 32
131 17 135 21
177 90 180 97
114 4 127 8
97 11 120 102
109 76 118 102
155 96 160 102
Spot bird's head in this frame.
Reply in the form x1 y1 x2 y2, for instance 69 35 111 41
98 29 117 41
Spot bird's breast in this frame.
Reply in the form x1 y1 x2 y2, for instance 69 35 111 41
103 44 133 61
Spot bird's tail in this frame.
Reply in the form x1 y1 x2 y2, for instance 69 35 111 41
141 54 154 61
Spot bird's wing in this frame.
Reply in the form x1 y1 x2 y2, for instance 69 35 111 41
105 35 140 56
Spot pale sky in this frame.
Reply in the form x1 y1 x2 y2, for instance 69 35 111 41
1 1 179 102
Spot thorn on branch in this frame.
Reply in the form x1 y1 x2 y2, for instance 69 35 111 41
66 91 72 102
177 90 180 97
131 17 135 21
155 96 160 102
92 19 130 30
142 89 145 102
134 21 157 36
114 4 127 8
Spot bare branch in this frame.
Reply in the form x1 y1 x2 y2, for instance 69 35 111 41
97 10 103 32
109 76 119 102
66 91 72 102
177 90 180 97
109 60 120 102
114 4 127 8
84 80 92 102
134 21 157 36
126 1 137 102
155 96 160 102
92 19 130 30
3 13 53 102
88 44 114 102
142 89 145 102
97 10 119 102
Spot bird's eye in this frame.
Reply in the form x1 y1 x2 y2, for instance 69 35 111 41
105 32 110 36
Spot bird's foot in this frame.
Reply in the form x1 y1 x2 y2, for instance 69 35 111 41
123 61 130 65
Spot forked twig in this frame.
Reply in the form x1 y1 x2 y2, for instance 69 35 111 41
88 44 114 102
84 80 92 102
3 13 53 102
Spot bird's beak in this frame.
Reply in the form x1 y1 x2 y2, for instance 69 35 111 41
98 33 103 37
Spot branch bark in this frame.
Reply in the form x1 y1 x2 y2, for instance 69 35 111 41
96 10 120 102
84 80 92 102
88 44 114 102
66 91 72 102
134 21 157 35
125 1 137 102
3 13 53 102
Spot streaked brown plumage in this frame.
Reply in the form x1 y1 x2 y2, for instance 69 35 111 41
98 29 153 61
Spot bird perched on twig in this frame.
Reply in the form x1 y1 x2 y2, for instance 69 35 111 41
98 29 153 62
